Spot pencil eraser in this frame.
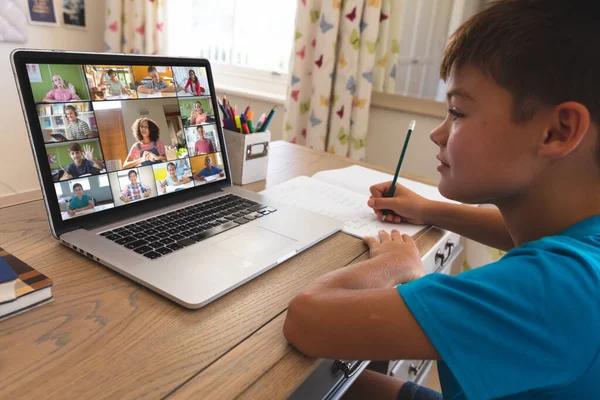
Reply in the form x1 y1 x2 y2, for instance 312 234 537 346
409 120 416 130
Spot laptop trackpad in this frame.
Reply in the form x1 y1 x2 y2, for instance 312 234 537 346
213 227 297 263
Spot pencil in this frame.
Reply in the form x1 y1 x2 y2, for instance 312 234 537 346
381 120 416 222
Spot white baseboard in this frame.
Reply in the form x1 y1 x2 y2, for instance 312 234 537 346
0 189 43 209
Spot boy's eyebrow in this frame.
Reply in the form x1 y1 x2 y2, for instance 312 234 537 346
447 89 474 101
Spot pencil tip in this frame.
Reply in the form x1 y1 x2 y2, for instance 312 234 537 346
409 120 416 130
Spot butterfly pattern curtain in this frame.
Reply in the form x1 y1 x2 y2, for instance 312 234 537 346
284 0 403 160
104 0 166 55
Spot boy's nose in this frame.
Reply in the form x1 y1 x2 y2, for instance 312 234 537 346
429 122 449 147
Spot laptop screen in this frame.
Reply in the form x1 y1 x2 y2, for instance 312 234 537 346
23 62 227 222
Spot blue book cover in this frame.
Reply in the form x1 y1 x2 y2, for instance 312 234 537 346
0 256 18 284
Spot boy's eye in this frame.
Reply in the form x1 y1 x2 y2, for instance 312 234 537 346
448 108 464 120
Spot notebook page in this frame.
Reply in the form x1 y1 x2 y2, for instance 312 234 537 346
312 165 459 204
260 176 424 239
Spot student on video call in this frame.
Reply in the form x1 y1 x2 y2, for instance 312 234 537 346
100 69 131 97
66 183 94 216
43 74 81 102
60 142 105 181
194 156 224 182
123 117 167 168
159 162 191 193
189 101 207 125
185 69 205 96
193 125 215 155
120 170 151 202
137 66 175 94
64 105 92 140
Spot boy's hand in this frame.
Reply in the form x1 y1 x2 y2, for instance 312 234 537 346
368 182 431 225
83 145 94 160
364 230 424 282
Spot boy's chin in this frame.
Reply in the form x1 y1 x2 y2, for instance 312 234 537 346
438 180 484 204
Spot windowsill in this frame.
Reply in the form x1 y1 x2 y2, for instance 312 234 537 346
211 64 288 105
370 91 447 118
214 82 286 105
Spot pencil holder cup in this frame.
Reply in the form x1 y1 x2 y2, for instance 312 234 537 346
223 129 271 185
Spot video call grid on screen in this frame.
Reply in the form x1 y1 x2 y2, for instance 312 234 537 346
27 63 227 220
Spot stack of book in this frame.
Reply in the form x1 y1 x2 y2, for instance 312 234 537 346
0 247 53 321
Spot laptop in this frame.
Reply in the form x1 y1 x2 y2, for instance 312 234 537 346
11 49 342 308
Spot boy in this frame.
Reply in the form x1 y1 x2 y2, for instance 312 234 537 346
137 66 175 94
283 1 600 399
194 125 215 155
60 142 105 181
120 170 151 202
194 156 224 182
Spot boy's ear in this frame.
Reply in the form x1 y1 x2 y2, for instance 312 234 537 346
540 101 590 158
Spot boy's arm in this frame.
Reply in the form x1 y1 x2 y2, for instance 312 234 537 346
423 202 514 252
91 159 105 169
137 85 152 94
369 182 514 251
284 232 439 361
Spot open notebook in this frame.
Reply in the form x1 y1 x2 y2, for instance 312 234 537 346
260 165 458 239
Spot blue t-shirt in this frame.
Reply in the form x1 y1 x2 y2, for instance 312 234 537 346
69 194 91 210
66 160 96 177
197 166 222 177
398 214 600 400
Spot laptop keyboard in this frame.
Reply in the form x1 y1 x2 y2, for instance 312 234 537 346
99 194 276 259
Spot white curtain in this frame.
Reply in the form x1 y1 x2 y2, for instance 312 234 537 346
283 0 404 161
104 0 166 55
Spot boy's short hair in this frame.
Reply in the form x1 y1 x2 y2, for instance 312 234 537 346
64 105 77 116
147 66 157 73
72 183 83 191
107 69 115 76
68 142 81 153
440 0 600 126
128 170 137 178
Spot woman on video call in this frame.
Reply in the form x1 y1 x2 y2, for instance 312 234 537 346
43 74 81 102
123 117 167 168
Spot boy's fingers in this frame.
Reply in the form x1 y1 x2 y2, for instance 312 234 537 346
391 229 401 240
369 181 393 197
401 234 414 243
379 230 391 242
369 197 399 212
363 236 379 248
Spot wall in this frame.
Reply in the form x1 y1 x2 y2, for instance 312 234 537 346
365 107 444 182
0 0 106 200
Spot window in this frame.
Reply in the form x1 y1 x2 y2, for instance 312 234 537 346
390 0 482 101
55 183 63 197
99 174 109 187
165 0 296 98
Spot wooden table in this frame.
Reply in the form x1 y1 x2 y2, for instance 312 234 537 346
0 141 445 399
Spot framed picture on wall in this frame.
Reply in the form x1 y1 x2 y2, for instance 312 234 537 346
27 0 59 26
61 0 86 29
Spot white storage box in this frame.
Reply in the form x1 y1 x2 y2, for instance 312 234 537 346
223 129 270 185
